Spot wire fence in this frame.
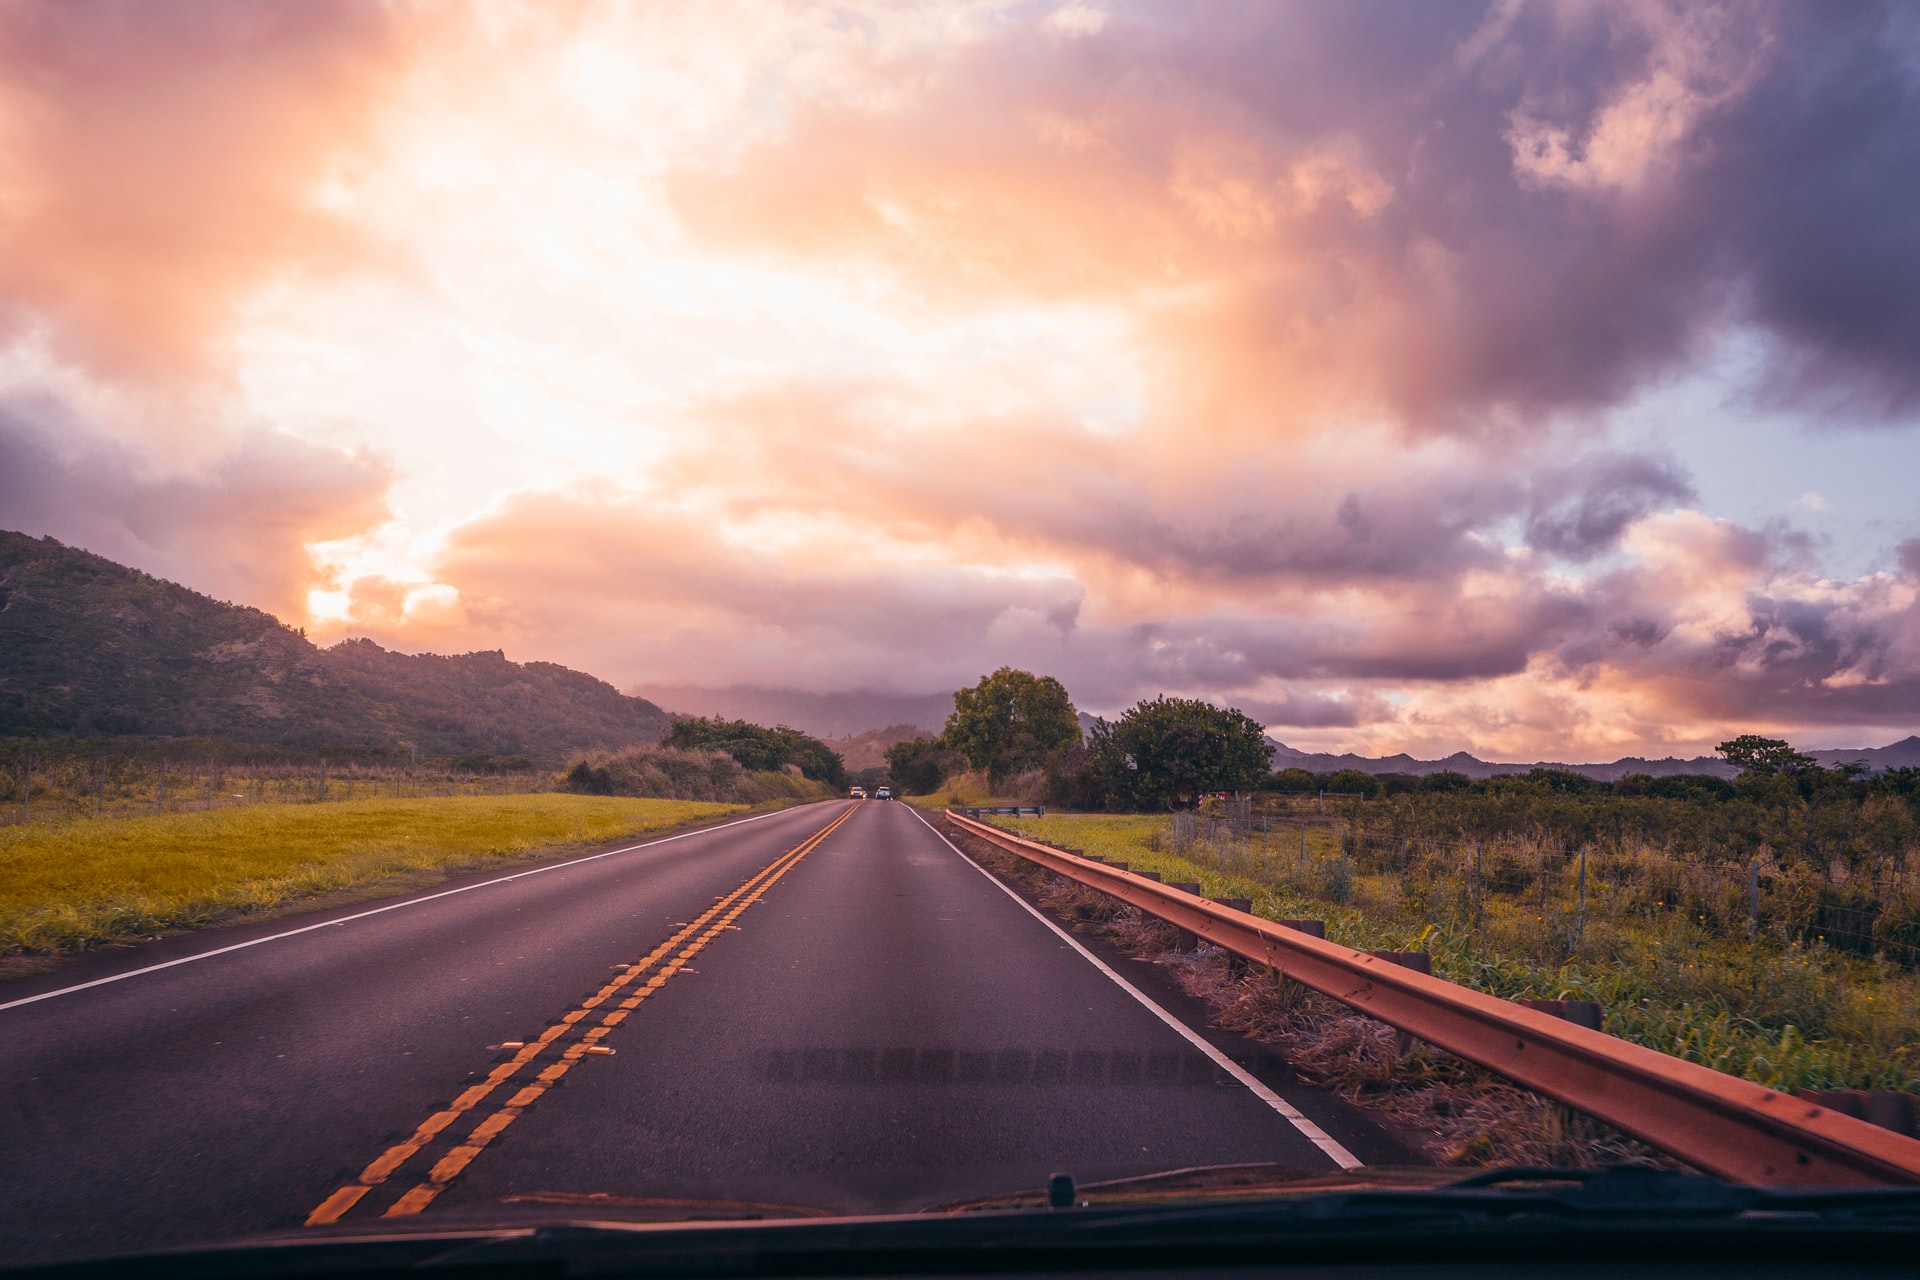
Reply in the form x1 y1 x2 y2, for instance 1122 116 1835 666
1167 803 1920 969
0 743 553 829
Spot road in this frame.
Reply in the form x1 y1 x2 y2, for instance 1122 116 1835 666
0 800 1402 1264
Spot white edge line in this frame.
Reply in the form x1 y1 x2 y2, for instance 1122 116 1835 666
911 807 1363 1172
0 803 830 1015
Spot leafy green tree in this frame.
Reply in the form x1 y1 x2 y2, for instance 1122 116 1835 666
1269 767 1318 793
1523 767 1601 794
1089 696 1273 810
884 736 962 795
1716 735 1815 776
664 717 846 786
1877 767 1920 802
1324 768 1382 799
940 668 1081 785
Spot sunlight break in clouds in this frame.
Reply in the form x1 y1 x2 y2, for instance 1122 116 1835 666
1 0 1919 760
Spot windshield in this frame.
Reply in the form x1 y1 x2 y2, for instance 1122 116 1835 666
3 1 1920 1272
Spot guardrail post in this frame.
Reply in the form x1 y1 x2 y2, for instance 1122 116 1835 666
1213 899 1253 975
1797 1091 1919 1139
1169 883 1203 949
1518 998 1604 1032
1371 952 1433 1053
1276 918 1326 939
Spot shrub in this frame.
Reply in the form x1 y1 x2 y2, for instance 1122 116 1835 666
885 736 963 795
1324 769 1382 799
663 718 846 787
557 745 826 804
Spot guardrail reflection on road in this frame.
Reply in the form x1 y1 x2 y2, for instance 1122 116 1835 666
751 1045 1281 1088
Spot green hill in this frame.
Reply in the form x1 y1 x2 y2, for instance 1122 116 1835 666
0 531 670 756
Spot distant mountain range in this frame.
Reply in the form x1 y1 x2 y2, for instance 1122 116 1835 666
1266 737 1920 780
819 724 925 771
629 683 1920 780
12 528 1910 772
634 684 951 739
640 685 1919 779
0 531 670 756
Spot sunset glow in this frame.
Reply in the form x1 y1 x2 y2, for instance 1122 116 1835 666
4 0 1920 759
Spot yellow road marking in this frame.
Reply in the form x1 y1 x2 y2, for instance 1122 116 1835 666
304 803 859 1227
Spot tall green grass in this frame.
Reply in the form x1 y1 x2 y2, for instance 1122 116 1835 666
999 813 1920 1094
0 794 740 956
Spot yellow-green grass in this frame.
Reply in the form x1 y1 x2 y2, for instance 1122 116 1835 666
998 814 1920 1094
904 770 1024 811
0 794 741 957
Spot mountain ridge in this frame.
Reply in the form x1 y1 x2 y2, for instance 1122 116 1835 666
0 531 670 756
633 684 950 739
1265 736 1920 780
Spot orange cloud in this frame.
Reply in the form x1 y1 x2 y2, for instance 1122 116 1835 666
0 0 422 384
0 390 390 616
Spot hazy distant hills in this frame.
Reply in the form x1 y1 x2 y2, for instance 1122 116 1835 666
634 681 1919 779
1267 737 1920 780
12 527 1908 771
0 531 670 755
819 724 925 771
635 684 950 739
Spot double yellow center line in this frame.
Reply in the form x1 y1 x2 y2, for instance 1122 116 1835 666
306 802 861 1226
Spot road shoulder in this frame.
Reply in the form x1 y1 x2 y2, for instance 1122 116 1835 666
931 812 1423 1169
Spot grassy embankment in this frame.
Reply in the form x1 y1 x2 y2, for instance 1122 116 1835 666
903 771 1021 810
994 813 1920 1095
0 794 741 958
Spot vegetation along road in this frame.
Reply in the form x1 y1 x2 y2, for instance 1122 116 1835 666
0 799 1403 1266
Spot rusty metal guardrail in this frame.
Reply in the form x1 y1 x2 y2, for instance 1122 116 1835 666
947 809 1920 1187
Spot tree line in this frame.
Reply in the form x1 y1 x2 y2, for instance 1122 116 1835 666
883 669 1920 822
885 667 1271 810
659 717 848 787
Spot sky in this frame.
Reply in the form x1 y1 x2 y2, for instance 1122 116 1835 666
2 0 1919 761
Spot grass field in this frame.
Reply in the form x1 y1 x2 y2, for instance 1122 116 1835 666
903 770 1021 811
997 813 1920 1095
0 794 742 957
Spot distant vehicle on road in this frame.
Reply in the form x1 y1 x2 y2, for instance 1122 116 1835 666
849 787 867 799
875 786 893 800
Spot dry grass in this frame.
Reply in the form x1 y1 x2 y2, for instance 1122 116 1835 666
0 794 741 956
902 770 1021 811
997 814 1920 1094
950 819 1676 1171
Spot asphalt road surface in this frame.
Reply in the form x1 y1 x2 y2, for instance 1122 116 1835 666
0 800 1404 1265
